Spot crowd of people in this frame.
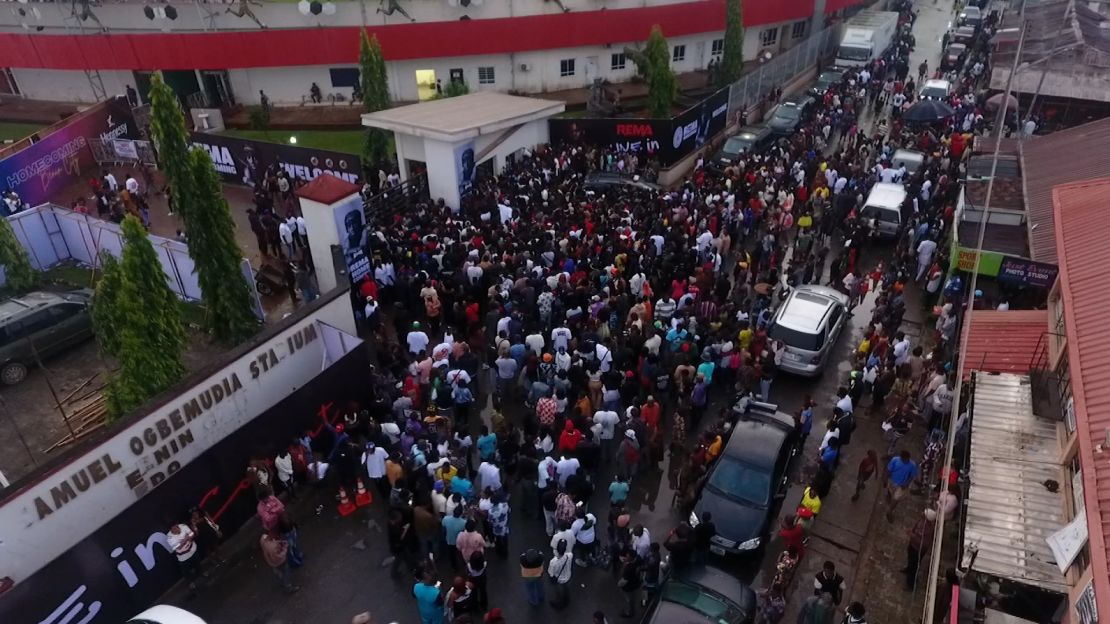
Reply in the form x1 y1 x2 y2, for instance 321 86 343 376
152 2 1008 623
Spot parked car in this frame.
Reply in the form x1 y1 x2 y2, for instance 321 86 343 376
958 5 982 28
641 564 757 624
711 125 774 168
919 78 951 101
765 94 816 136
0 290 94 385
691 402 797 556
808 69 844 97
891 148 925 177
942 43 967 71
952 25 977 46
129 606 208 624
861 182 906 239
583 172 661 193
766 285 850 377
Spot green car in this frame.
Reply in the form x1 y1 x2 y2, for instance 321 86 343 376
0 290 94 385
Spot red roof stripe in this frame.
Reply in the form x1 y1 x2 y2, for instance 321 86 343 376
0 0 860 70
959 309 1047 380
1053 178 1110 617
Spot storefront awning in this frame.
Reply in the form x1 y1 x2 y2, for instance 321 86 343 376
963 373 1069 593
960 310 1048 380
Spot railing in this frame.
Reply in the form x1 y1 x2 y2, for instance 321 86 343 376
363 171 428 227
726 26 841 121
1028 330 1070 423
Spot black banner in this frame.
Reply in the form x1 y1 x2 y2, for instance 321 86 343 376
547 87 730 168
0 346 372 624
996 256 1059 289
190 132 362 188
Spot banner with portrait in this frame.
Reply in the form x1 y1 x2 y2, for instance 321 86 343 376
331 194 371 283
455 140 476 199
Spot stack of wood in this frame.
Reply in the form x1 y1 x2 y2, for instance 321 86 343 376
44 373 109 453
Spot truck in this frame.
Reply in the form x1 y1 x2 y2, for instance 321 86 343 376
834 10 899 68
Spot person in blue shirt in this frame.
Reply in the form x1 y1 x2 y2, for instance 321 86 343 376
820 438 840 472
798 401 815 450
885 450 919 523
476 426 498 462
412 572 443 624
451 474 473 500
608 475 630 505
696 351 716 385
441 506 467 569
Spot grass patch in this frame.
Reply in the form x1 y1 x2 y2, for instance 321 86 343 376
0 121 45 143
220 128 366 156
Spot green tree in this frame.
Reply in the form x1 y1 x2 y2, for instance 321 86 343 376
187 148 258 343
0 216 36 293
718 0 745 87
436 80 470 99
148 73 196 223
104 216 186 420
90 252 123 356
626 26 678 118
360 30 392 168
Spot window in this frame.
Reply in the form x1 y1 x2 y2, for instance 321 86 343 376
478 66 495 85
449 68 464 84
792 20 807 39
560 59 575 77
760 27 779 48
711 39 724 57
49 303 84 321
611 53 626 70
673 45 686 62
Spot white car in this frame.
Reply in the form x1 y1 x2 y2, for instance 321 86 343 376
128 606 207 624
919 79 951 101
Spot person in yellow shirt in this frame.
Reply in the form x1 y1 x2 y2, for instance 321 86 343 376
738 323 754 352
704 432 723 463
800 485 822 516
436 462 458 484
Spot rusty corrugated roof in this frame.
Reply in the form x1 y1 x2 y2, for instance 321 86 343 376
1053 178 1110 616
1020 117 1110 263
961 310 1047 379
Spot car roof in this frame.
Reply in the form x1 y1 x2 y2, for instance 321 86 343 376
730 125 770 139
866 182 907 208
721 417 789 467
818 70 843 78
947 43 967 52
675 564 757 608
128 605 208 624
923 79 950 89
782 94 814 106
0 291 68 324
956 25 976 33
962 5 980 15
777 288 839 332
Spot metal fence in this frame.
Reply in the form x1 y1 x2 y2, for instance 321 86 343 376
88 137 158 167
727 26 842 122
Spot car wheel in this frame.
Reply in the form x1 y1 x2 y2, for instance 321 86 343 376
1 362 27 385
256 280 274 296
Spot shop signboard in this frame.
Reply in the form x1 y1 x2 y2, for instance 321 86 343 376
996 256 1058 288
955 247 1004 276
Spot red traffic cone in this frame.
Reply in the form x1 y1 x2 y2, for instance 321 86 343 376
355 478 373 507
337 486 357 517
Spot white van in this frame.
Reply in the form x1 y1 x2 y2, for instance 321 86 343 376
861 183 905 239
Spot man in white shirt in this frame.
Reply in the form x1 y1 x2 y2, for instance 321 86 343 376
525 331 545 356
103 170 118 192
125 175 140 195
551 325 572 352
477 460 502 492
406 322 430 355
363 442 389 496
593 408 619 462
594 341 613 373
278 220 295 258
892 332 911 366
916 237 938 281
556 455 580 486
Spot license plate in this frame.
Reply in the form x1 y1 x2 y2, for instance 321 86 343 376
785 352 802 362
710 545 726 556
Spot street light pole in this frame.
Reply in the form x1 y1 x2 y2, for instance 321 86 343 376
919 13 1027 624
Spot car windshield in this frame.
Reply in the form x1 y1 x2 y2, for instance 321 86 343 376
816 72 841 87
707 457 772 507
661 579 747 624
921 86 947 99
724 136 754 155
862 205 900 223
768 322 824 352
837 45 871 61
772 106 800 121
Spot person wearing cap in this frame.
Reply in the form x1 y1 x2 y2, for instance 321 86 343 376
407 321 430 356
363 440 390 498
547 538 573 609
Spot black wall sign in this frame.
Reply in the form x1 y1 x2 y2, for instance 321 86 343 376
997 256 1059 289
0 347 372 624
190 132 362 188
547 87 730 168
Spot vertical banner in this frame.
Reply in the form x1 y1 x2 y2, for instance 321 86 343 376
0 97 137 205
331 194 370 283
455 140 476 199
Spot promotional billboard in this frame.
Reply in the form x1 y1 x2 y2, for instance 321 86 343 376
996 256 1059 289
0 305 369 624
455 140 476 199
547 87 730 168
332 193 371 283
0 97 137 206
190 132 362 188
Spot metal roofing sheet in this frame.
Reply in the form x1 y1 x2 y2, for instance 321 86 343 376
963 373 1067 592
1053 178 1110 612
1020 117 1110 263
960 310 1047 380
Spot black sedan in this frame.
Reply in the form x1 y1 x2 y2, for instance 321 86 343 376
641 565 757 624
691 403 796 556
583 172 661 193
765 95 816 136
808 70 844 97
710 125 773 169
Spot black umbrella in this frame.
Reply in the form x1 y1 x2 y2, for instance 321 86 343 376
903 99 955 124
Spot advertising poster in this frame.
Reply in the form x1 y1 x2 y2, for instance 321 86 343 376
996 256 1058 289
0 96 137 205
332 194 371 283
190 132 362 188
455 140 476 199
668 87 730 163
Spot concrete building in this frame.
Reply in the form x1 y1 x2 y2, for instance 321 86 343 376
0 0 871 106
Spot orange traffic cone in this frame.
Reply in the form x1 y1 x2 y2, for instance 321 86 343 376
355 478 373 507
337 486 357 517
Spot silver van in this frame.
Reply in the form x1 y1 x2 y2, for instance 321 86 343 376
768 285 849 377
861 182 906 239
